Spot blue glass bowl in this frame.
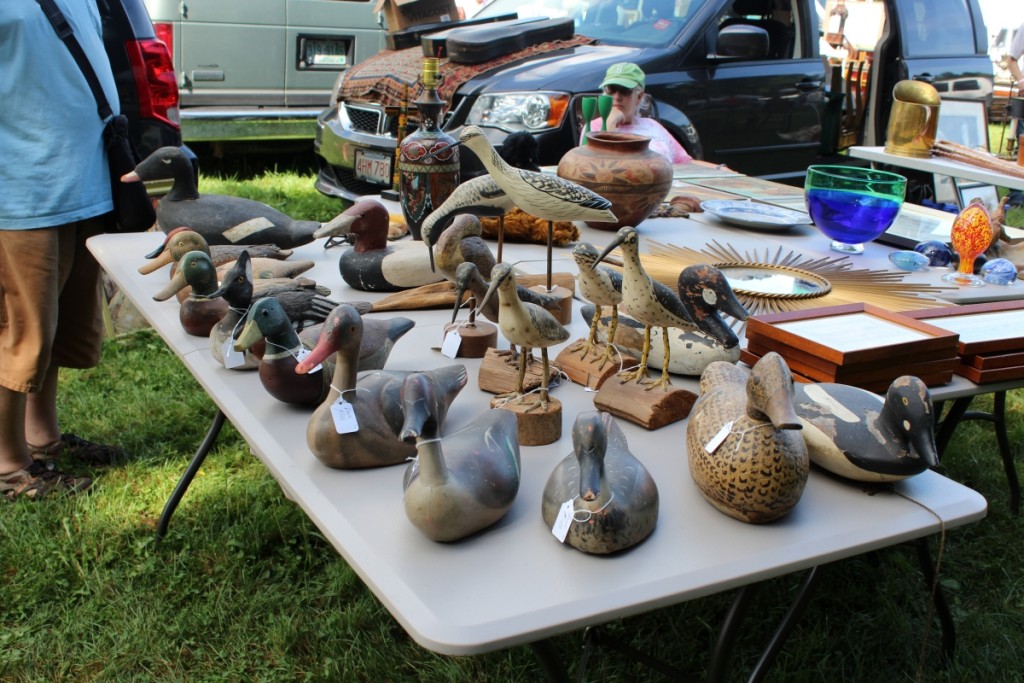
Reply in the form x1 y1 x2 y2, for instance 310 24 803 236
805 165 907 254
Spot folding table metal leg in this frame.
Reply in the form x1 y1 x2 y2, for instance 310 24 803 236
914 537 956 663
529 639 569 683
155 409 226 544
707 582 759 683
747 566 822 683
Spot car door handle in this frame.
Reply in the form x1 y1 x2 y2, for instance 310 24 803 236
795 79 824 92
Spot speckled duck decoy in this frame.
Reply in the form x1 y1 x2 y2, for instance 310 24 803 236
312 200 445 292
686 353 808 524
428 213 496 282
124 146 357 248
297 304 465 469
234 297 334 406
793 375 939 482
541 411 659 554
595 226 748 390
400 375 520 542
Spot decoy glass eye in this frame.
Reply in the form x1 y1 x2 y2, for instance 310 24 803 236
902 397 909 406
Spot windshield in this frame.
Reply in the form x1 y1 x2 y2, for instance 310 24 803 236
476 0 703 47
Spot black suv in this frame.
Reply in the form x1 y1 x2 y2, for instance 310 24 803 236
315 0 992 202
96 0 191 174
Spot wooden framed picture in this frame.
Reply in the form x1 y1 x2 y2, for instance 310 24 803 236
956 182 1000 213
936 98 989 151
900 300 1024 355
744 302 960 366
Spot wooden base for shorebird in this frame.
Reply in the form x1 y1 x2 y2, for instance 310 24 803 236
491 396 562 446
477 348 560 395
442 321 497 358
594 377 697 430
528 284 574 325
556 341 639 391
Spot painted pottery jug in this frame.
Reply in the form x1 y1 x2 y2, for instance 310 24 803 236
399 58 460 240
556 131 672 230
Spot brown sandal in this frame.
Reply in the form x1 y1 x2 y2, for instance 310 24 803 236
28 433 124 466
0 461 92 501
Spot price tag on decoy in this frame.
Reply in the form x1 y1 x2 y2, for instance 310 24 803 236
551 499 575 543
705 420 733 454
330 397 359 434
222 339 247 369
294 346 321 373
440 329 462 358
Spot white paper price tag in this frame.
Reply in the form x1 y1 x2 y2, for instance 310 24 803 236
440 329 462 358
705 420 733 454
551 499 575 543
222 339 247 369
294 346 321 373
330 398 359 434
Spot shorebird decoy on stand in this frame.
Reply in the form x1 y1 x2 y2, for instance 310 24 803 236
570 242 624 368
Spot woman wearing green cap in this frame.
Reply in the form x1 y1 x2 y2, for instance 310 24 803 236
583 62 692 164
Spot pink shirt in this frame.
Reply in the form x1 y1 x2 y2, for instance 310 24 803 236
583 117 692 164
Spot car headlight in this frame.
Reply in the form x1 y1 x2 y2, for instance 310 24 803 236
466 92 570 132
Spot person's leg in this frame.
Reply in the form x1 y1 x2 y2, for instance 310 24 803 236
0 386 30 476
24 364 60 450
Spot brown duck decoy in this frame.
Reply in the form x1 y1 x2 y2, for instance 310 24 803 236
313 200 445 292
296 304 465 469
541 411 659 554
400 373 520 542
686 352 808 524
139 225 293 274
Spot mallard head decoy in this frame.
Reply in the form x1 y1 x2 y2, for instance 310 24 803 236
125 147 348 248
686 353 808 523
794 376 939 482
297 304 464 469
312 200 445 292
171 250 229 337
571 242 623 368
595 226 747 390
541 411 659 554
478 262 570 409
429 213 496 281
400 374 520 542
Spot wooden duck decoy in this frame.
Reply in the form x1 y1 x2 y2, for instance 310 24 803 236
595 226 748 390
571 242 623 367
139 226 293 275
296 304 465 469
312 199 446 292
541 411 659 554
205 251 342 370
793 375 939 482
478 262 570 409
400 375 521 542
234 297 333 406
429 213 496 282
686 353 809 524
171 250 229 337
124 146 357 248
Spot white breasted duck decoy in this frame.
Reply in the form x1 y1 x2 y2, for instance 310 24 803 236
571 242 623 368
125 147 355 248
313 199 445 292
541 411 659 554
478 262 571 409
429 213 496 282
234 297 334 406
139 226 293 275
686 353 809 524
400 375 521 542
297 304 465 469
445 125 616 226
595 226 747 390
793 375 939 482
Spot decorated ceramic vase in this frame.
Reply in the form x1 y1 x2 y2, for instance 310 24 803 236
556 131 672 230
399 58 460 240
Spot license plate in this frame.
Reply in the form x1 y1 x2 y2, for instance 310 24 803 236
354 149 392 186
299 37 349 70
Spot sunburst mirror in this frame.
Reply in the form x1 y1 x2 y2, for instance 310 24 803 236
606 239 953 329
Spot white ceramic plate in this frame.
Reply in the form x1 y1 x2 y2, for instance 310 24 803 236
700 199 811 230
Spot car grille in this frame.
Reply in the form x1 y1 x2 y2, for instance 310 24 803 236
344 103 413 138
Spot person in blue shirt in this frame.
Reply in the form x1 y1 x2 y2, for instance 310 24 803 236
1 0 124 500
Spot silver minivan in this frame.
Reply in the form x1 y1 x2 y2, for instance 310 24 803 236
144 0 386 142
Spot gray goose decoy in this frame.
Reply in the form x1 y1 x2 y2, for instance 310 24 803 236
595 226 747 390
571 242 623 368
478 262 570 409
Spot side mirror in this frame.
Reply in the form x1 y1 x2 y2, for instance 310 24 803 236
715 24 769 59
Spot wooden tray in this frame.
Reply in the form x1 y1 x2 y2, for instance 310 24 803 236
744 303 960 367
745 334 959 377
900 300 1024 356
962 349 1024 370
956 362 1024 384
741 349 955 392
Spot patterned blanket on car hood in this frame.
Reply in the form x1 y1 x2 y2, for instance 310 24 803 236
337 35 594 109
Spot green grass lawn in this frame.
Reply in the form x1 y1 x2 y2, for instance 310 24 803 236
2 163 1023 682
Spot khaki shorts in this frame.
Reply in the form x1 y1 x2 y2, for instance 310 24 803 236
0 218 105 393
